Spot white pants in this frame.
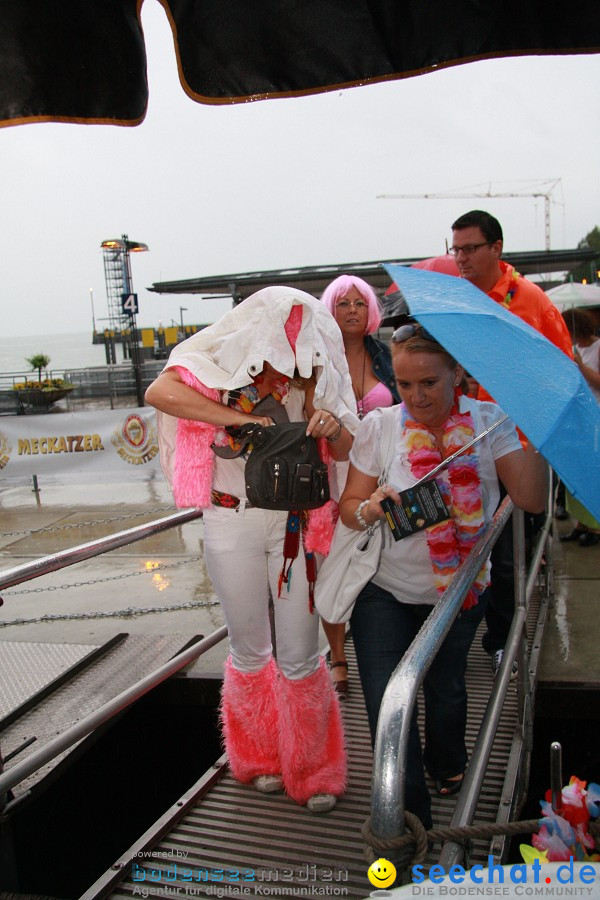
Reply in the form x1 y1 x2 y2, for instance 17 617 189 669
202 505 320 679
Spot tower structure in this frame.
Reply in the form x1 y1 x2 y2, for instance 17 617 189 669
101 238 130 334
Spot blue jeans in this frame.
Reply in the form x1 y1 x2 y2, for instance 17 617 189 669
350 581 487 829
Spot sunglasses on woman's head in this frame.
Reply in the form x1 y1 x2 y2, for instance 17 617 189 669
391 322 437 344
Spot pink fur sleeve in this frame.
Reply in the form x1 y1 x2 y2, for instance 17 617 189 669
170 366 220 508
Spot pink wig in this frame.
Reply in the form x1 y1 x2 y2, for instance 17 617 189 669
320 275 382 335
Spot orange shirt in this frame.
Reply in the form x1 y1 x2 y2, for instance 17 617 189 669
477 261 573 444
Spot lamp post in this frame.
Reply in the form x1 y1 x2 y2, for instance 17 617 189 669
89 288 97 335
100 235 149 407
179 306 188 338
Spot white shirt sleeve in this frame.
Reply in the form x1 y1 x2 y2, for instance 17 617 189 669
349 408 388 477
476 401 522 460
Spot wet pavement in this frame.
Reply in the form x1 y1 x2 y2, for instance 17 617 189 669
538 520 600 689
1 474 598 686
0 475 230 674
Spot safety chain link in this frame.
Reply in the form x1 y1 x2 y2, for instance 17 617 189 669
0 506 178 538
2 556 203 595
0 598 221 628
362 814 600 869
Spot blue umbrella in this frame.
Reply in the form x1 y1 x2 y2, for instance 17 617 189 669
383 263 600 521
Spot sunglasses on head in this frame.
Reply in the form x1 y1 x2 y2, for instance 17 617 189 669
391 322 437 344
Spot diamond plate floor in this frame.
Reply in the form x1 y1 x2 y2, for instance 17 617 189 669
1 633 199 798
0 640 99 722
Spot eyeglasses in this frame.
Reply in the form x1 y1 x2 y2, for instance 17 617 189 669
391 323 437 344
448 241 493 257
335 299 368 311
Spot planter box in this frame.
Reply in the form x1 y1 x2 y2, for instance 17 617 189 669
16 386 74 407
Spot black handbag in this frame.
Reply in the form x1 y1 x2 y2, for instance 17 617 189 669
211 392 330 510
244 421 330 510
213 420 330 511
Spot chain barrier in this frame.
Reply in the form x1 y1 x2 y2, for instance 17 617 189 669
362 814 600 869
0 507 178 538
2 556 203 595
0 597 221 628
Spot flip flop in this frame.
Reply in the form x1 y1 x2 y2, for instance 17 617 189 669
435 775 464 796
329 660 349 694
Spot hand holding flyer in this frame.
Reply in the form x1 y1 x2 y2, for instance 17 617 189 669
381 480 450 541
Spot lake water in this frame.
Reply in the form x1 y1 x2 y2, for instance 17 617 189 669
0 332 126 375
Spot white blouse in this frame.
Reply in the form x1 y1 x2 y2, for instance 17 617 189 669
349 397 521 605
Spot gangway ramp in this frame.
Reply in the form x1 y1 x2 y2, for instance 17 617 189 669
83 603 541 900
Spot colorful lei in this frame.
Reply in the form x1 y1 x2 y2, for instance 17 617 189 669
501 269 520 309
402 401 489 610
520 776 600 864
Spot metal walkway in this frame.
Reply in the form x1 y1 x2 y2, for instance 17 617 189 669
83 589 543 900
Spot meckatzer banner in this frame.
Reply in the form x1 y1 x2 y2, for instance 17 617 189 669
0 408 162 478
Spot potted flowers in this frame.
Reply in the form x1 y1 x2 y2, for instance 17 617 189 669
13 354 74 407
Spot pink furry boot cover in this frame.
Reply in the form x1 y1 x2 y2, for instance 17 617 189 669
277 658 347 805
220 656 280 783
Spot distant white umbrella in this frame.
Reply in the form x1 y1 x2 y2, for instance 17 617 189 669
545 282 600 311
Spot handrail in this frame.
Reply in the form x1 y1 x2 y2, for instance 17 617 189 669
370 496 514 840
437 509 527 870
438 503 554 870
0 624 228 804
0 508 203 591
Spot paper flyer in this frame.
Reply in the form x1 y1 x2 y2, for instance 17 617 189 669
381 479 450 541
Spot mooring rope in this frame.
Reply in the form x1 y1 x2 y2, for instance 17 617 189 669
362 814 600 868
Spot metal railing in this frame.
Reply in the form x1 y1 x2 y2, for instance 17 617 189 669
370 487 553 869
0 505 224 813
0 508 203 592
0 625 228 811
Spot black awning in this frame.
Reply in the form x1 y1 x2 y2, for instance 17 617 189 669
1 1 599 127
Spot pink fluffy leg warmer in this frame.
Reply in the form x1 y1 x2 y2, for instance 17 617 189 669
220 656 280 783
277 658 347 804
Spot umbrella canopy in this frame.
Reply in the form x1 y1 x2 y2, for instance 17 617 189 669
382 263 600 521
545 282 600 311
1 1 599 127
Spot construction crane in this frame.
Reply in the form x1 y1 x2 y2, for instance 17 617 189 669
377 179 561 250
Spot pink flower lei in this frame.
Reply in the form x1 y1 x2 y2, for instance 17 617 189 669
402 401 489 610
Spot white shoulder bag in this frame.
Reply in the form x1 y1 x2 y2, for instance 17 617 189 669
314 407 397 624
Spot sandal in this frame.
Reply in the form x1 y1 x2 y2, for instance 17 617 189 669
329 660 349 694
434 775 464 796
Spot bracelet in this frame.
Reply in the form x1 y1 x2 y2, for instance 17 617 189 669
326 415 343 443
354 499 375 535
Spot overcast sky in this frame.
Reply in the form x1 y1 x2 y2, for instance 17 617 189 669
2 0 599 338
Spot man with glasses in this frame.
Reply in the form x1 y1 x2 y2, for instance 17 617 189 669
450 210 572 676
450 210 572 354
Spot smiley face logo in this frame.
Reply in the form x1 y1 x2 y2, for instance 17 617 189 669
367 857 397 889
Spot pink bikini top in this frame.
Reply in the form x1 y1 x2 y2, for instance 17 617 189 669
357 381 394 418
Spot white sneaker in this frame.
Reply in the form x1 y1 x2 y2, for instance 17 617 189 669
492 649 518 679
253 774 283 793
306 793 337 813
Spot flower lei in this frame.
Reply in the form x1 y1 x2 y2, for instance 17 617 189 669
501 269 520 309
520 775 600 864
402 400 489 610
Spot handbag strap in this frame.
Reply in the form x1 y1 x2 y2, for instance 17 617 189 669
378 407 398 486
